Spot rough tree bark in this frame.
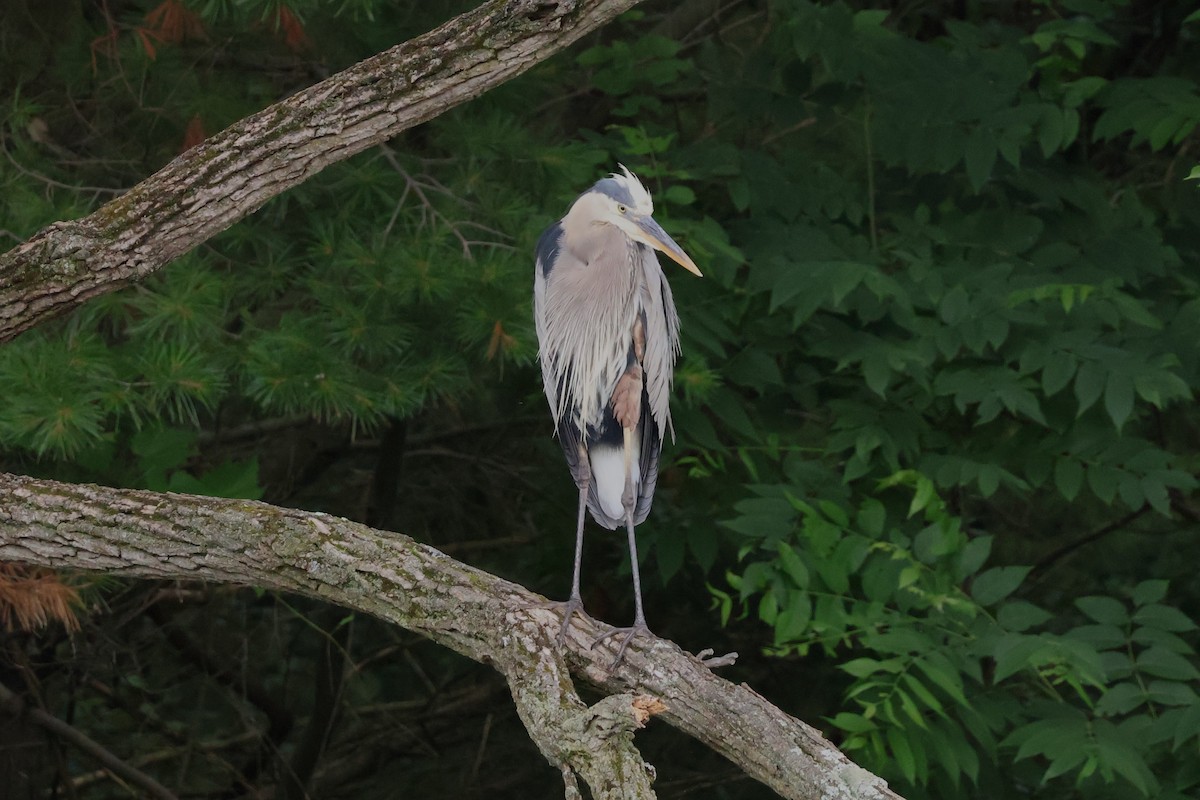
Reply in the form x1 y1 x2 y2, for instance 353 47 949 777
0 0 904 797
0 473 900 800
0 0 641 344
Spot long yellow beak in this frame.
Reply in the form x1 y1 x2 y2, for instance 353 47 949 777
636 216 702 277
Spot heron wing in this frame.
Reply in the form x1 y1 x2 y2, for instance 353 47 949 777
638 245 681 442
533 221 565 420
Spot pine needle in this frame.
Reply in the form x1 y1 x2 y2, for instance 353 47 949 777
0 564 84 633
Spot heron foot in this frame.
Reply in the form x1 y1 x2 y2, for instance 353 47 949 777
591 622 653 672
528 596 592 645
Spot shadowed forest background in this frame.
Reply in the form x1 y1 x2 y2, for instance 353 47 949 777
2 0 1200 797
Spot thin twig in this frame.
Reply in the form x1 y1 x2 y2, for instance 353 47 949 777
375 147 514 259
403 648 440 696
1030 508 1148 577
69 731 260 790
0 679 178 800
0 137 125 198
466 712 493 786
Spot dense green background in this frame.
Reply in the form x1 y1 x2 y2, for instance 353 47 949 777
2 0 1200 797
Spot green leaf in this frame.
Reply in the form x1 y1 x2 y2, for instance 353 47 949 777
1133 603 1197 632
708 388 758 438
998 600 1052 632
993 634 1047 682
908 475 937 517
1038 105 1064 157
896 685 928 729
1068 623 1127 650
1041 351 1077 396
133 425 197 477
1093 723 1159 795
940 285 970 324
913 653 969 706
1074 361 1105 416
957 535 993 580
857 499 887 537
1104 369 1135 430
1173 704 1200 749
1131 580 1169 606
775 591 813 642
853 9 890 28
887 726 918 783
1145 679 1199 707
729 177 751 209
1087 464 1120 504
902 672 946 716
964 127 997 191
977 464 1000 498
168 458 263 500
830 711 878 733
1095 682 1146 716
1007 714 1088 763
1137 646 1200 681
1131 626 1191 653
689 526 719 572
777 542 810 588
843 657 904 678
862 353 891 398
662 184 696 205
1076 596 1129 626
972 566 1030 606
1054 457 1084 500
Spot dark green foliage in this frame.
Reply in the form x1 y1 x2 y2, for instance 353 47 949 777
3 0 1200 798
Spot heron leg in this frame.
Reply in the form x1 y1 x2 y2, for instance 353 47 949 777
556 466 590 642
591 427 652 670
528 444 593 644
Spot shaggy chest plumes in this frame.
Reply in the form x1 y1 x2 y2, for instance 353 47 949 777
540 226 646 433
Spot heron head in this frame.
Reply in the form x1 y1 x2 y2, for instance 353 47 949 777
582 165 702 277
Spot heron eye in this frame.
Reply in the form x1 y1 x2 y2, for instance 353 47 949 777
617 204 627 214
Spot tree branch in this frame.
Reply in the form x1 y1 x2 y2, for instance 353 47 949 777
0 0 641 344
0 472 901 800
0 677 179 800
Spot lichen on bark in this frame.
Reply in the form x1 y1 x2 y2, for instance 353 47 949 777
0 471 903 800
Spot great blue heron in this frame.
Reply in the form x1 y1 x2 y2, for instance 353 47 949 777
534 165 701 664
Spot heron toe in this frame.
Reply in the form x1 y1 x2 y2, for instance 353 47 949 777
554 595 590 643
591 621 653 671
528 596 592 644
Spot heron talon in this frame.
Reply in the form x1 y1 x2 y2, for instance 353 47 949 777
528 597 591 645
591 622 653 671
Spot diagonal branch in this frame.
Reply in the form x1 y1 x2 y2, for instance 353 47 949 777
0 0 641 344
0 472 902 800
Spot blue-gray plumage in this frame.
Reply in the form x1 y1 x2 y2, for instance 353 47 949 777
533 165 701 666
535 221 562 279
591 176 639 209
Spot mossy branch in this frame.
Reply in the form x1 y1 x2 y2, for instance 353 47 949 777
0 471 902 800
0 0 641 343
